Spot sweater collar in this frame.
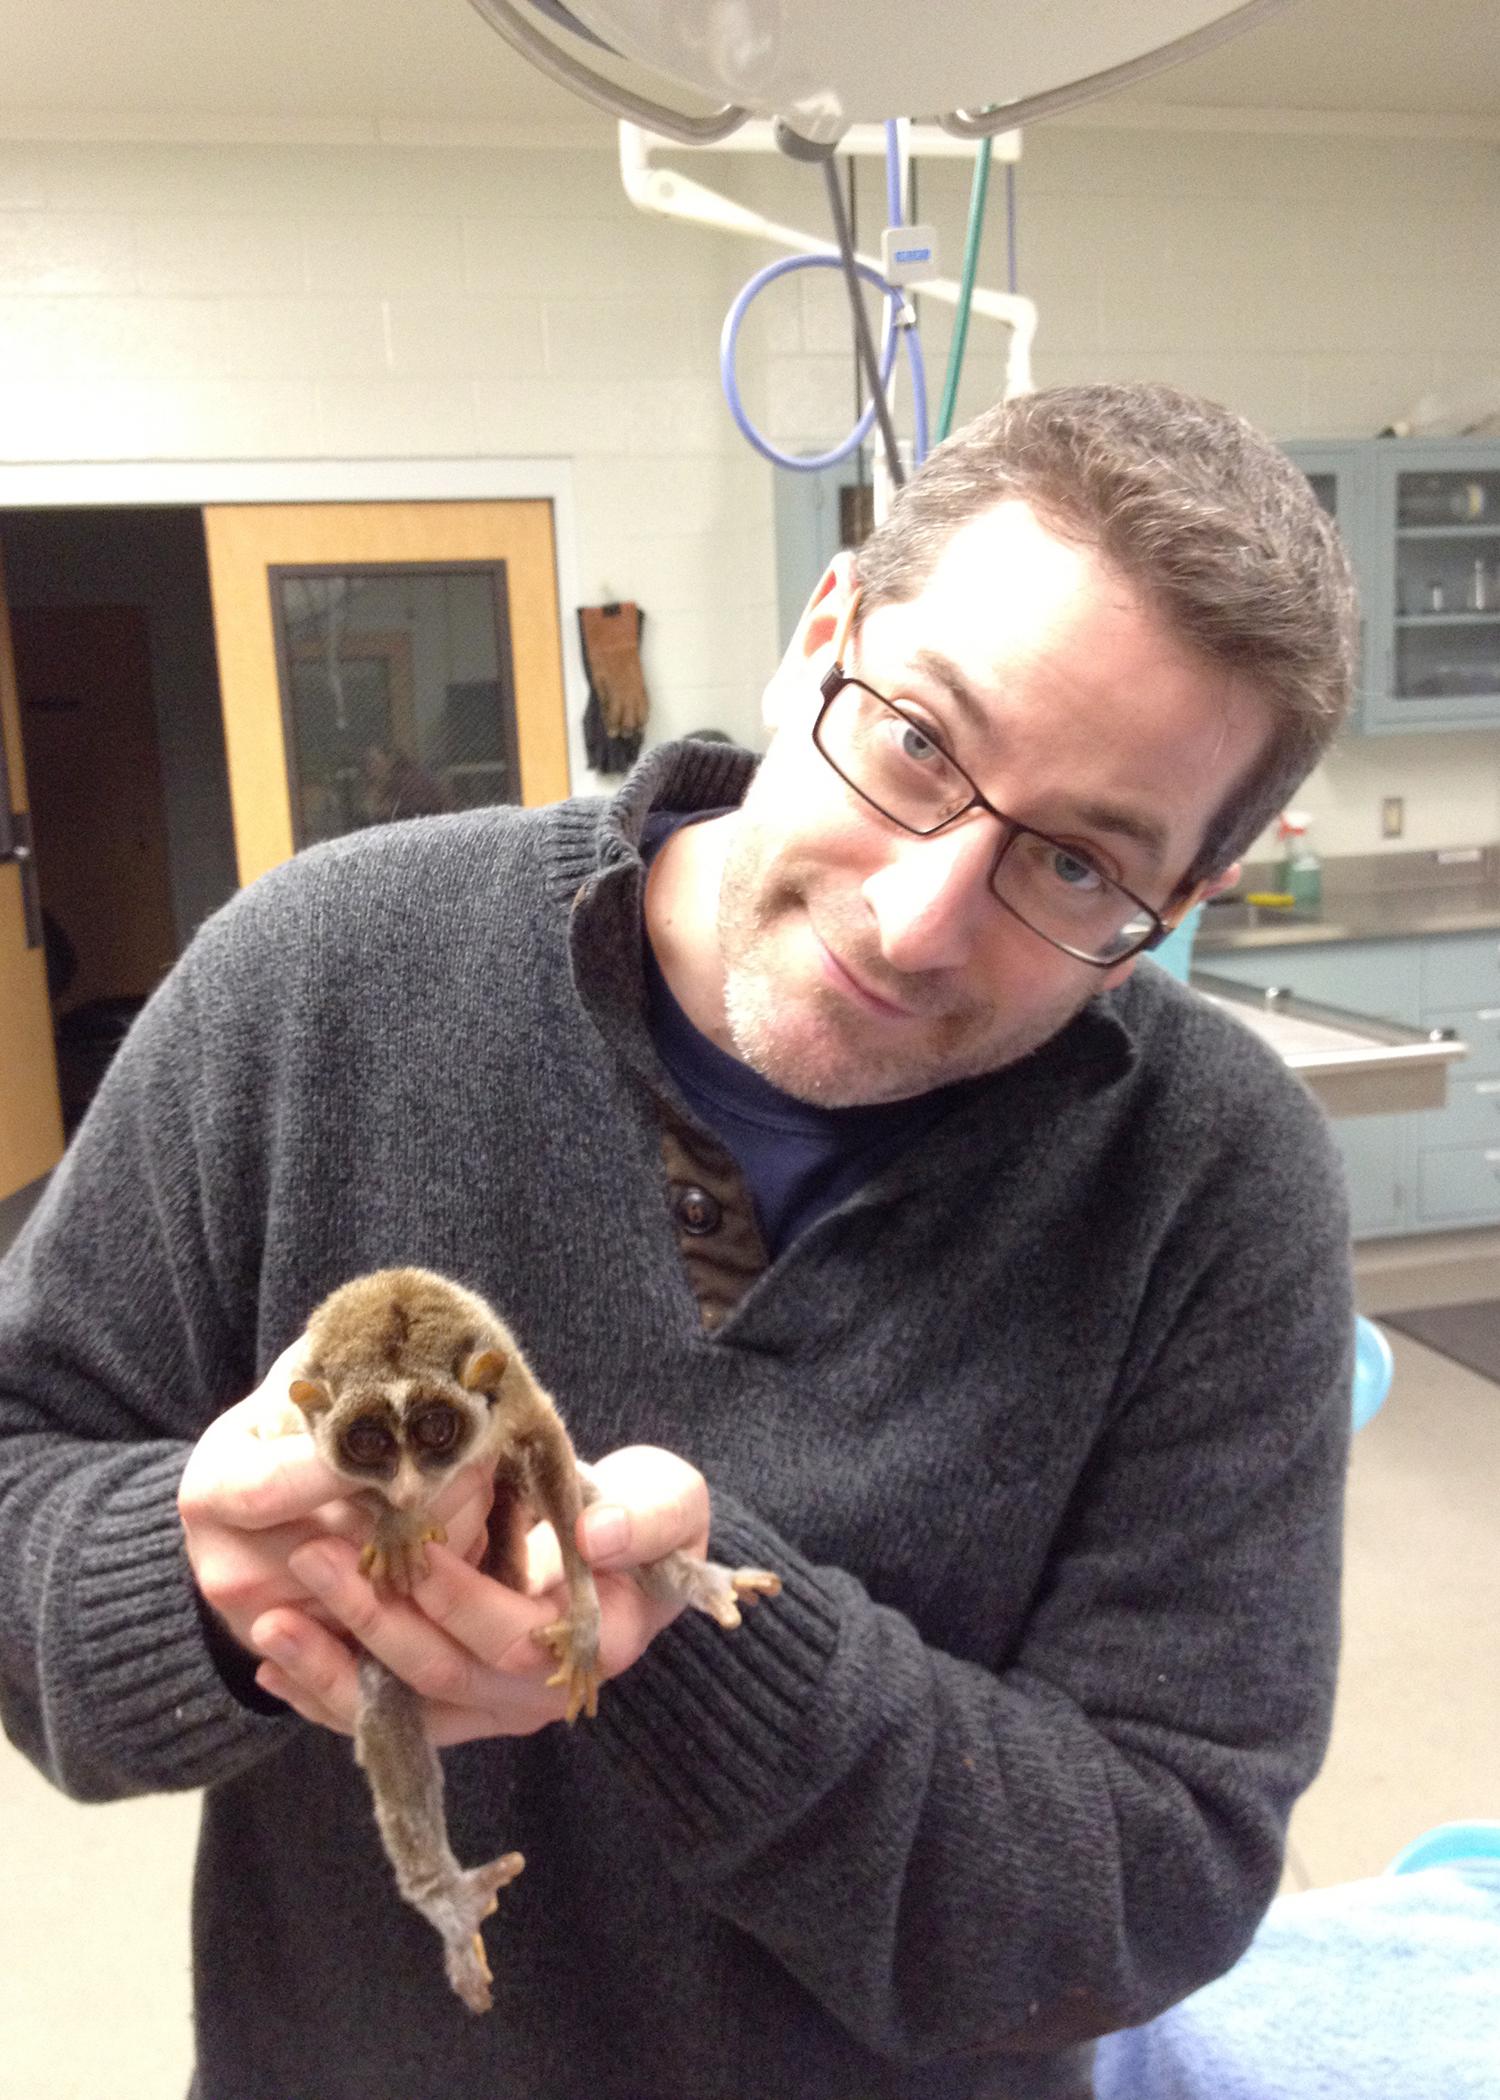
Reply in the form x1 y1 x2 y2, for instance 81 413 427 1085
551 739 1139 1116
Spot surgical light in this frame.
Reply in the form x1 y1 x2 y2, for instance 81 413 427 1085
467 0 1295 146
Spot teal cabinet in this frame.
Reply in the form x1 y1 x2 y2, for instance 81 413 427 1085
1206 930 1500 1238
1284 439 1500 735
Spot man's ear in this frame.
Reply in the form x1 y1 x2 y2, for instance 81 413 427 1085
1160 861 1240 929
1102 861 1240 991
761 551 857 735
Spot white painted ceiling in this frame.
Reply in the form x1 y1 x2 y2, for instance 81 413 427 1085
0 0 1496 137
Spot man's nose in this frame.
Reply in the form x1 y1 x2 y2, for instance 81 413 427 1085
860 816 1000 973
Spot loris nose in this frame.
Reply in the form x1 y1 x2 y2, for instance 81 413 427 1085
385 1457 427 1512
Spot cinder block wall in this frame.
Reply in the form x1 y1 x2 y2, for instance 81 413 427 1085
745 120 1500 859
0 138 782 754
1 119 1498 845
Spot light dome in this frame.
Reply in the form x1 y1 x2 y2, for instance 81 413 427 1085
493 0 1293 139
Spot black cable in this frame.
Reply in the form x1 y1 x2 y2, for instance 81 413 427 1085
819 156 907 490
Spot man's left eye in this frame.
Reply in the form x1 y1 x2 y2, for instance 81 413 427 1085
1049 848 1105 892
896 719 941 763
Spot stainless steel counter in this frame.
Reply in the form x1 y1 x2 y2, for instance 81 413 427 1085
1191 969 1468 1117
1193 845 1500 954
1196 887 1500 952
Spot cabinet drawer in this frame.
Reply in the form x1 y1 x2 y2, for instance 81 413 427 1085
1201 939 1421 1022
1331 1114 1405 1237
1424 1005 1500 1077
1416 1143 1500 1224
1415 1075 1500 1148
1421 930 1500 1010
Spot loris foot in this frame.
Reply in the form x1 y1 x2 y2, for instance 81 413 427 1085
432 1852 525 2015
533 1616 602 1723
636 1551 782 1629
692 1564 782 1629
360 1520 448 1597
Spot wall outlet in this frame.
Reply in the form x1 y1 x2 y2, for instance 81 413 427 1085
1381 796 1405 839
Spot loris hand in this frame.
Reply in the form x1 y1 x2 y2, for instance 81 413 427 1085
178 1339 498 1659
248 1445 711 1744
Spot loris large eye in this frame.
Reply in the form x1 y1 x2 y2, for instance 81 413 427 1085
410 1405 463 1458
340 1417 396 1469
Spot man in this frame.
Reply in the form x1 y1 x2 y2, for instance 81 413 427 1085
0 383 1358 2100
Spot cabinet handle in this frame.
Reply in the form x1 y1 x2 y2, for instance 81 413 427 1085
1478 1082 1500 1097
1479 1009 1500 1021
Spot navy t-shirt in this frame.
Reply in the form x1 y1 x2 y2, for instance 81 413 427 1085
641 813 971 1256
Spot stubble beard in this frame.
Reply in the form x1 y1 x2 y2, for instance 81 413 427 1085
715 819 1086 1107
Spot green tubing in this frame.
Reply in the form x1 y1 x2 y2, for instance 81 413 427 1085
935 135 993 446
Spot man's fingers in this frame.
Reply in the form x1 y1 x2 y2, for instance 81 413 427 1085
179 1389 344 1533
577 1445 710 1570
286 1540 552 1711
405 1541 561 1673
250 1607 361 1734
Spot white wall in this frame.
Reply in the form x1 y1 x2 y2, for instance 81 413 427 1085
0 120 1498 849
0 139 783 755
743 120 1500 860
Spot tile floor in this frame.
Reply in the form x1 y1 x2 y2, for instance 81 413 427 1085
0 1228 1496 2098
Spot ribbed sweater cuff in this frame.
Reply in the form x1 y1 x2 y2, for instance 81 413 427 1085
591 1501 843 1844
52 1443 289 1792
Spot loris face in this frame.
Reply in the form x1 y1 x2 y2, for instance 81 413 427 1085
292 1375 497 1513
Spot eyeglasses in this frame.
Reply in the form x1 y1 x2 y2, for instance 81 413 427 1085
812 593 1195 969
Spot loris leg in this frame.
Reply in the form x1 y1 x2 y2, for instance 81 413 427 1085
632 1549 783 1628
574 1464 782 1631
354 1654 523 2014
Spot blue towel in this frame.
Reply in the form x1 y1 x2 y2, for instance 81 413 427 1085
1093 1865 1500 2098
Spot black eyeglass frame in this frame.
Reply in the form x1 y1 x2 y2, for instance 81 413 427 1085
811 619 1197 969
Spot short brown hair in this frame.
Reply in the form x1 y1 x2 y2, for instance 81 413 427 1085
852 383 1359 889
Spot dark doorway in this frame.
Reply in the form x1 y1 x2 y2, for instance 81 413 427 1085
0 507 234 1131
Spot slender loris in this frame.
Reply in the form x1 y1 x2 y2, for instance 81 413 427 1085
267 1267 781 2015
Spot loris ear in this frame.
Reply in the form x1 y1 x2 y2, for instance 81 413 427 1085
289 1376 334 1421
460 1347 508 1396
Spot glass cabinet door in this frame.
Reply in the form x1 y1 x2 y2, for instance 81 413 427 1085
1372 450 1500 731
1283 442 1374 720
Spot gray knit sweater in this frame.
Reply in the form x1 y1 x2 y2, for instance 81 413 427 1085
0 741 1352 2100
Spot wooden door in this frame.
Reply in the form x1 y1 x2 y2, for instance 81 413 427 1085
0 548 65 1207
11 606 179 1018
202 502 569 888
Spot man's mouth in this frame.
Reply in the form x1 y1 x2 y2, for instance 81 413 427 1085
813 931 920 1021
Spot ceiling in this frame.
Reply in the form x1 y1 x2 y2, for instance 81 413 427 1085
0 0 1497 139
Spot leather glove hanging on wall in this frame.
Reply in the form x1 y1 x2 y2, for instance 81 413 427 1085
579 601 649 774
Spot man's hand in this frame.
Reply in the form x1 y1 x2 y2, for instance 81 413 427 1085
178 1339 496 1659
246 1445 710 1745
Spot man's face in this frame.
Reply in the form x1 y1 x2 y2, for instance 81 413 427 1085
712 500 1269 1107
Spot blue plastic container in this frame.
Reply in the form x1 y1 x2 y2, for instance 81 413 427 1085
1351 1315 1394 1432
1387 1821 1500 1876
